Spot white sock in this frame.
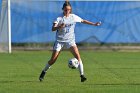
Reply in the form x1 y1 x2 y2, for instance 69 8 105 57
43 63 51 72
78 60 84 76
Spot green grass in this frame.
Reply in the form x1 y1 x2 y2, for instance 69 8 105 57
0 50 140 93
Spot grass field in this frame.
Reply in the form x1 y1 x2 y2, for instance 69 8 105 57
0 50 140 93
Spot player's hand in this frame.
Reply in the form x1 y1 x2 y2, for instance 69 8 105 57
95 21 102 26
59 23 65 29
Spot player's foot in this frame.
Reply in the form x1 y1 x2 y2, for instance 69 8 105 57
39 70 46 82
80 75 87 82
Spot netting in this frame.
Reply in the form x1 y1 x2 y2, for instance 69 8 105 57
0 0 140 52
10 1 140 43
0 0 9 52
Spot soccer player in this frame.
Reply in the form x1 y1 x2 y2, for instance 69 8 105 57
39 1 101 82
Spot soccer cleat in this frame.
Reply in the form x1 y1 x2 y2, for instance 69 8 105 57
39 70 46 82
80 75 87 82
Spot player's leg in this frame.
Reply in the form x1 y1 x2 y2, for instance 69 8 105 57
39 41 63 81
44 50 61 71
39 50 61 81
69 45 87 82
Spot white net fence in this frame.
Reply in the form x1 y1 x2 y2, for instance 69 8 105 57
0 0 10 53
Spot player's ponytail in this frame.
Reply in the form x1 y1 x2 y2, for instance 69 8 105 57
62 1 72 13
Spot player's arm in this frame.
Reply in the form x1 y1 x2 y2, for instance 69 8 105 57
81 20 101 26
52 23 65 31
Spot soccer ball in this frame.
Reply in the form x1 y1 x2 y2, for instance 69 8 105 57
68 58 79 69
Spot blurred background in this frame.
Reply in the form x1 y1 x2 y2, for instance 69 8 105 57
0 0 140 52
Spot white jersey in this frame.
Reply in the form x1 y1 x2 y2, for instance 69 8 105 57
53 14 83 42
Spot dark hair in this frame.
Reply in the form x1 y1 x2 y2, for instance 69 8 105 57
62 1 72 10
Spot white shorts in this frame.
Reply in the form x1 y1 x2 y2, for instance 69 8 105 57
53 41 76 51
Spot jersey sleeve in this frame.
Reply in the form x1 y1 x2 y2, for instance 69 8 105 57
73 14 83 23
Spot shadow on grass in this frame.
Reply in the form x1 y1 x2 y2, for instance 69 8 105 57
86 83 140 86
0 80 140 86
0 80 39 83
